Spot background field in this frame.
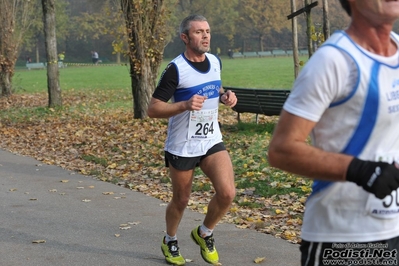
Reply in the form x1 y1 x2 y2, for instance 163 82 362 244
13 56 307 94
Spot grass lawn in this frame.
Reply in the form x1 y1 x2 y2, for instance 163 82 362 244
12 56 307 94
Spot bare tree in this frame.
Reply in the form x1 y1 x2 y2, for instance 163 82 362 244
290 0 300 78
0 0 35 96
120 0 173 119
42 0 62 107
322 0 330 39
304 0 314 57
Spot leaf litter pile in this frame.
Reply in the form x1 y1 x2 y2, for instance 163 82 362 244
0 92 312 245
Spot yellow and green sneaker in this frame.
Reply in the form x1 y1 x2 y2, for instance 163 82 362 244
190 226 219 264
161 237 186 265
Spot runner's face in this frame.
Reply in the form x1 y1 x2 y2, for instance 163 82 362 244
185 21 211 54
352 0 399 22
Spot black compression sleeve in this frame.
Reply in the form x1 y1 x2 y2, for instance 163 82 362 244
152 63 178 102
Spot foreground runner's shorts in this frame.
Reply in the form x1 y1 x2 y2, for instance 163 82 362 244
300 237 399 266
165 142 226 171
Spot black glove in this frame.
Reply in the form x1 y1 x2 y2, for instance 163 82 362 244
346 158 399 199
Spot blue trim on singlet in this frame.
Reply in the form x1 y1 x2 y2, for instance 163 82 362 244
321 44 361 108
173 80 222 102
342 62 380 155
310 63 381 196
171 53 221 103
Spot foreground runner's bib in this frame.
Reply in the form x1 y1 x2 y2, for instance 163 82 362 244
188 108 218 139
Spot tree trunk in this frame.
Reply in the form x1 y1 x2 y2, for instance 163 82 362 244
121 0 167 119
0 0 34 96
36 42 40 63
305 0 314 57
259 35 264 52
322 0 330 40
42 0 62 107
290 0 299 78
0 71 12 96
130 58 154 119
0 54 12 96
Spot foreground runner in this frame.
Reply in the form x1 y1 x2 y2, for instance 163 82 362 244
269 1 399 265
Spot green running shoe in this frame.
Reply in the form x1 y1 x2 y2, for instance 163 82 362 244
190 226 219 264
161 237 186 265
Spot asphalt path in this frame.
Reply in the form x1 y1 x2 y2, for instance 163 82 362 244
0 148 300 266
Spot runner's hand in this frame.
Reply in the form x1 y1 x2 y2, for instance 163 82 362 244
220 90 237 107
346 158 399 199
186 95 207 111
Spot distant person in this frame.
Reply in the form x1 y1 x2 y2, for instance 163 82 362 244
58 52 65 62
26 56 31 64
268 0 399 265
91 51 99 65
147 14 237 265
227 49 234 59
216 47 221 57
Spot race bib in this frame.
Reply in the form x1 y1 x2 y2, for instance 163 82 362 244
366 152 399 219
188 108 218 139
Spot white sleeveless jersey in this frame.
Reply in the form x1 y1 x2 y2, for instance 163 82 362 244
165 53 223 157
284 31 399 242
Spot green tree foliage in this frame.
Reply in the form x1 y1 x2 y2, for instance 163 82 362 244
21 0 69 63
15 0 351 63
237 0 291 52
68 0 134 64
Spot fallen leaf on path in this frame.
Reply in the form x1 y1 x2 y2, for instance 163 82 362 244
32 240 46 244
119 226 131 230
254 257 265 263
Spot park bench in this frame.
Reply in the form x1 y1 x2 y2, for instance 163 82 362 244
26 62 45 70
272 49 287 57
232 52 244 58
243 52 259 58
58 62 67 68
257 51 273 57
224 86 291 123
299 49 309 56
